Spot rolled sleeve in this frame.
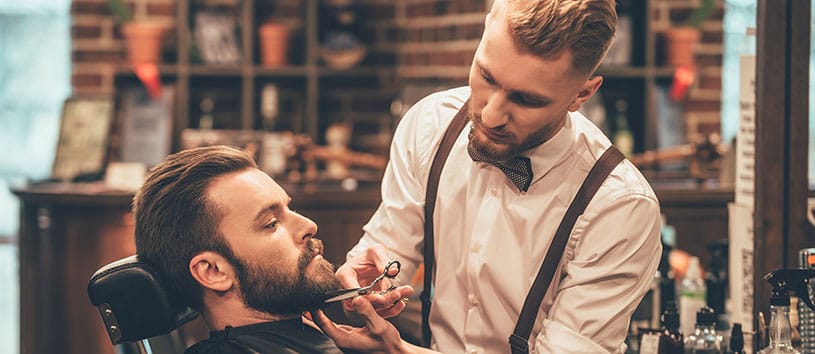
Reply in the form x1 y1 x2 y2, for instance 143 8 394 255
534 319 625 354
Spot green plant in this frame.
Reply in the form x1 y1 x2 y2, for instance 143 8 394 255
106 0 132 23
684 0 715 28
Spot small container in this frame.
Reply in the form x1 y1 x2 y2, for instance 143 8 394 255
799 248 815 354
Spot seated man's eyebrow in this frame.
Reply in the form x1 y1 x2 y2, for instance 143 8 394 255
252 197 292 222
254 203 282 223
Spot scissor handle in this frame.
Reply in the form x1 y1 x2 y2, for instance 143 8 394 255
384 260 401 278
362 260 401 294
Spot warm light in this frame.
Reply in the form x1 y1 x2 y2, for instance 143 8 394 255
133 63 162 100
670 65 697 101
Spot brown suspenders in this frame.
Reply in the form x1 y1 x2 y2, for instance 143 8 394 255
420 101 625 353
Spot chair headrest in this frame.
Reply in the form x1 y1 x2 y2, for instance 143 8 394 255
87 255 199 344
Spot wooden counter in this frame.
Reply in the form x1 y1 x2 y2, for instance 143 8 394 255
11 181 732 354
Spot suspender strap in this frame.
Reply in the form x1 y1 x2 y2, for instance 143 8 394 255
421 100 470 347
509 145 625 354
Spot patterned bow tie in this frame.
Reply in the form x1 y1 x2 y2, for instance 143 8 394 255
467 142 533 192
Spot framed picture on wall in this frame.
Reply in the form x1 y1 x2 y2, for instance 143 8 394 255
118 84 174 167
51 96 114 182
194 11 242 65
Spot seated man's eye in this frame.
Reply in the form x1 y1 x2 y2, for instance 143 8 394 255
264 219 279 229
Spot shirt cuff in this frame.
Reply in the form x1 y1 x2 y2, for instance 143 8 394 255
533 319 626 354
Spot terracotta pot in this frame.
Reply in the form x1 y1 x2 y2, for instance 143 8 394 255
662 27 701 67
121 21 170 65
259 22 291 68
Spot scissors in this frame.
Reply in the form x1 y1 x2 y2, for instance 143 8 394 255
323 260 401 303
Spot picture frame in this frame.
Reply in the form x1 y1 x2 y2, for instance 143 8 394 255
51 96 115 182
118 84 175 167
194 11 242 65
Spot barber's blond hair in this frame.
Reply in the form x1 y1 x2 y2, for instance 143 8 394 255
505 0 616 75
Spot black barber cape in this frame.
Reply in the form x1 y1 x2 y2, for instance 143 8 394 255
185 318 344 354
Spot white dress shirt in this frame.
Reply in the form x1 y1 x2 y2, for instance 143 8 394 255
347 86 662 353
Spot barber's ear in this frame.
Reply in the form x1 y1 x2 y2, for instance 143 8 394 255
567 76 603 112
189 251 235 292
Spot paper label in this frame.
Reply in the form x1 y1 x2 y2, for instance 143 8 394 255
639 332 660 354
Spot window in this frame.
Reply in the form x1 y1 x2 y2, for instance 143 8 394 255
0 0 70 352
721 0 815 188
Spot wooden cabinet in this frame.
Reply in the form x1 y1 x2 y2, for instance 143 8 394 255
13 184 137 354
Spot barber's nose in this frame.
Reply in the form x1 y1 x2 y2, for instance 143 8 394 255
480 91 510 128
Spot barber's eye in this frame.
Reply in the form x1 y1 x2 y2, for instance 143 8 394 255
481 69 496 85
509 93 546 108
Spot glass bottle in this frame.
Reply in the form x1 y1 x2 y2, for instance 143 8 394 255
757 296 800 353
683 306 723 353
798 248 815 354
680 256 707 336
613 99 634 156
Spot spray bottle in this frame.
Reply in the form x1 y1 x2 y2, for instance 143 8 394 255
758 268 815 354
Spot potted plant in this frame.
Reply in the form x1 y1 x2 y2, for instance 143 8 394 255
662 0 715 67
106 0 171 65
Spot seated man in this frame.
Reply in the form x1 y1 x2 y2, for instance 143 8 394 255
133 145 421 353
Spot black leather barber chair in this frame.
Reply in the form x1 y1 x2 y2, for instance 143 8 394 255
88 255 199 354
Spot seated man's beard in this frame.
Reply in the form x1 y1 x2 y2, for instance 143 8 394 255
233 239 342 317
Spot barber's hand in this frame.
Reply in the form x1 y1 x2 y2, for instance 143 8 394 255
310 297 412 354
336 245 413 317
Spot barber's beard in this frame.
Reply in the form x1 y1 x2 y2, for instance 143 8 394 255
467 109 554 161
234 239 342 317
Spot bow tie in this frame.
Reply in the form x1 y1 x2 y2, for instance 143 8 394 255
467 142 533 192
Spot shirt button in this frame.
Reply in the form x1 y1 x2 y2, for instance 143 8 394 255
491 187 497 195
468 294 479 306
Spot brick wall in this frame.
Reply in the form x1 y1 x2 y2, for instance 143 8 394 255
70 0 724 150
71 0 176 94
656 0 725 140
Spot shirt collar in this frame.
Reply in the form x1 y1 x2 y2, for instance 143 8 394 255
521 112 575 184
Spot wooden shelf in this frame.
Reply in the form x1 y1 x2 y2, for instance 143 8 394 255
112 0 381 150
188 64 244 76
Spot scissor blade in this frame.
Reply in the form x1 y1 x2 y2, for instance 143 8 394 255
323 288 362 303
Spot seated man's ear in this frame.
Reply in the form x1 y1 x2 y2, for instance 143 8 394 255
189 251 236 292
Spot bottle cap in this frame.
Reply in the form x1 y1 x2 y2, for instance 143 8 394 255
695 306 716 326
662 300 680 331
800 248 815 268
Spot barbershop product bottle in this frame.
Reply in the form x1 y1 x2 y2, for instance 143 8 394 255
613 99 634 156
727 323 745 354
680 257 707 336
683 306 724 353
706 240 730 342
659 221 677 315
661 301 685 354
799 248 815 354
757 291 799 353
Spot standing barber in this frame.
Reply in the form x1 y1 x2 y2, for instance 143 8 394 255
336 0 662 353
